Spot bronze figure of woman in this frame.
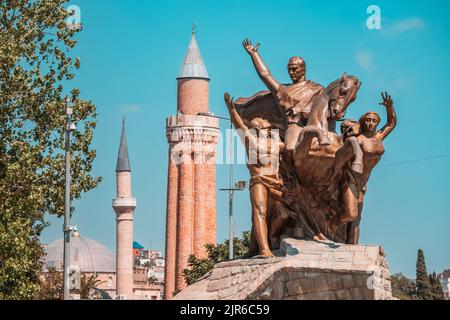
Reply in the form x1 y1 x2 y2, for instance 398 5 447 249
328 92 397 244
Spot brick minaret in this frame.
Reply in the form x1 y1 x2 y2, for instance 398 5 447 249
164 27 220 299
112 119 136 299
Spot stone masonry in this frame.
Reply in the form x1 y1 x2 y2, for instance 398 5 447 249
164 29 220 299
173 238 394 300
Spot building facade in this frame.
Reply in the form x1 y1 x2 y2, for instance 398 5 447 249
438 269 450 300
43 234 164 300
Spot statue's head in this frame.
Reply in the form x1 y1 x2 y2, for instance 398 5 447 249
359 111 380 134
250 117 271 131
287 56 306 83
327 73 361 120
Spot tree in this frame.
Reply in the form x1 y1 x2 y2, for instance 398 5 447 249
0 0 100 299
416 249 432 300
37 267 63 300
390 273 417 300
183 231 250 285
38 270 105 300
74 273 105 300
429 272 444 300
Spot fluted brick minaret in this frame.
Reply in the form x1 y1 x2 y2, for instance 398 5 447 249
112 119 136 299
164 27 220 299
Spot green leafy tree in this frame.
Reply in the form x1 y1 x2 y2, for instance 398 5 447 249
183 231 250 286
416 249 432 300
429 272 444 300
390 273 417 300
37 267 63 300
38 270 105 300
74 273 105 300
0 0 101 299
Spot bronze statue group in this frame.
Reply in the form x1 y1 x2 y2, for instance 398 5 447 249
225 39 397 258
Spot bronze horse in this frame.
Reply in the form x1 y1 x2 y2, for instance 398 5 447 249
294 73 362 188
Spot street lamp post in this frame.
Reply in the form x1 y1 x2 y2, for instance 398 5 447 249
219 180 247 260
63 96 76 300
198 112 246 260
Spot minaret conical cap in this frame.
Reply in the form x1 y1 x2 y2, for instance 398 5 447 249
177 25 209 80
116 118 131 172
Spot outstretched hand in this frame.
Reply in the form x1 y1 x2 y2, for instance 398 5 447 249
224 92 235 112
379 92 393 108
242 38 260 55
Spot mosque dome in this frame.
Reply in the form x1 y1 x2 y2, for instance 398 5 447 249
44 233 116 273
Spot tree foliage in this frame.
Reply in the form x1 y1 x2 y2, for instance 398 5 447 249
416 249 432 300
390 273 417 300
428 272 444 300
73 273 105 300
183 231 250 286
391 249 445 300
37 267 63 300
38 269 105 300
0 0 101 299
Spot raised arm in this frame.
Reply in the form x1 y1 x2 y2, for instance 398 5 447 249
242 39 281 95
377 92 397 140
224 93 256 147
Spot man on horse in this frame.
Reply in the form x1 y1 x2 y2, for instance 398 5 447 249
242 39 327 161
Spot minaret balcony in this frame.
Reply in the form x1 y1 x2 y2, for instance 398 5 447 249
112 197 137 212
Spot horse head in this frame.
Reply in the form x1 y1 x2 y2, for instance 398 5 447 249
326 73 361 121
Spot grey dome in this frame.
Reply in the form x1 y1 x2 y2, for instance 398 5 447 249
44 235 116 273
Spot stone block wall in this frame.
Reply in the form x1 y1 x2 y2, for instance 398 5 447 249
174 238 394 300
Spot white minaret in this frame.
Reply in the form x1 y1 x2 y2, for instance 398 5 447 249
112 119 136 299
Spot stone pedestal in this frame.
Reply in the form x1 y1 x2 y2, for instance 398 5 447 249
173 238 394 300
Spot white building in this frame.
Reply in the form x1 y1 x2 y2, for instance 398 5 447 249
438 269 450 300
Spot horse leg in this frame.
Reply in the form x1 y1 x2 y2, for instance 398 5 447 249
268 201 292 249
306 94 332 146
302 126 331 146
284 124 303 172
332 138 363 182
294 130 310 163
346 136 363 174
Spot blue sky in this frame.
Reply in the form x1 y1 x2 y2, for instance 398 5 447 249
41 0 450 278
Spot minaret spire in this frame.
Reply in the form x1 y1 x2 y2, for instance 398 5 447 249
177 25 209 80
116 117 131 172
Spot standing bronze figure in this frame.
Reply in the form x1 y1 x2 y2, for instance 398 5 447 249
328 92 397 243
224 93 289 257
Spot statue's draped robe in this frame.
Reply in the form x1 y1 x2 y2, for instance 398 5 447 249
234 80 324 132
275 80 324 125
